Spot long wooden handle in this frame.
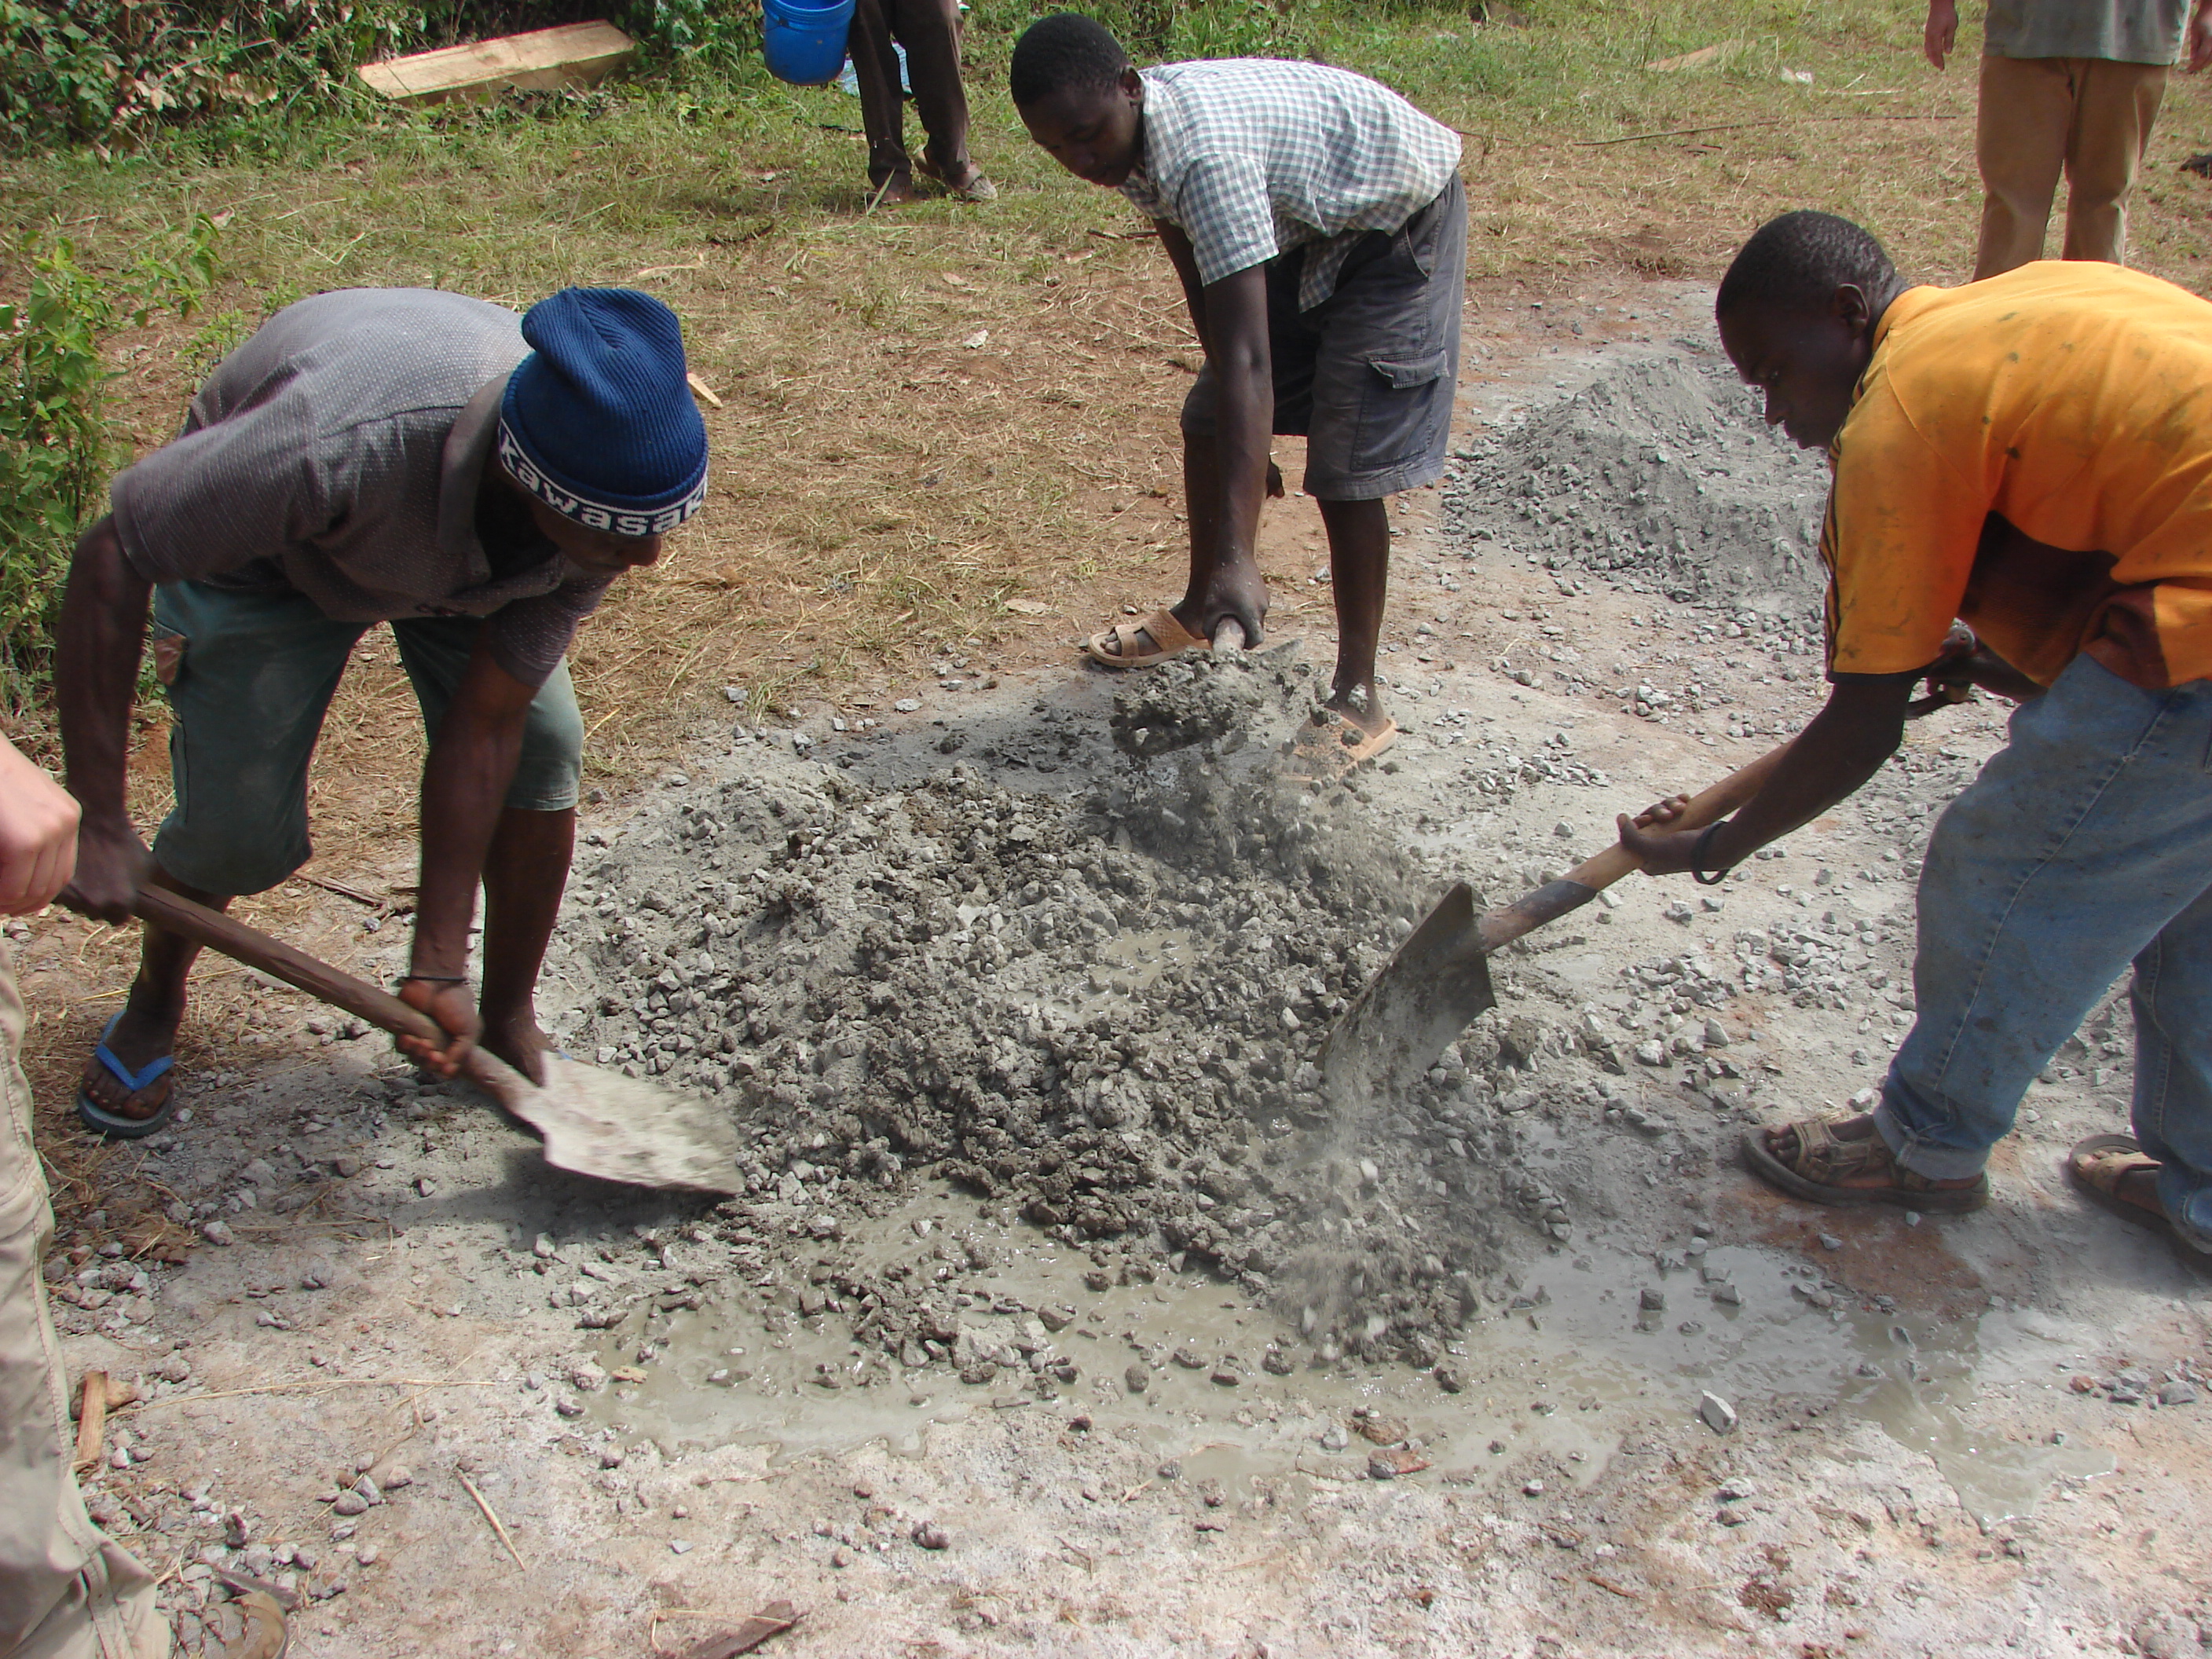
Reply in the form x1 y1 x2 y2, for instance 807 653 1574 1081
1474 737 1796 954
1562 737 1795 892
134 886 447 1047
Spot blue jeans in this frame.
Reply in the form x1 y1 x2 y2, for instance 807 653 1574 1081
1873 654 2212 1252
149 581 584 898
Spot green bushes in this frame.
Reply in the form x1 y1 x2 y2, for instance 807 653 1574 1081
0 1 753 150
0 217 218 709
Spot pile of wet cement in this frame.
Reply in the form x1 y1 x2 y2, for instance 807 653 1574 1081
545 722 1613 1367
1442 348 1831 608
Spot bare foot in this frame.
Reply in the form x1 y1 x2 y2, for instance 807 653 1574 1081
1323 680 1391 739
79 998 183 1122
480 1009 549 1088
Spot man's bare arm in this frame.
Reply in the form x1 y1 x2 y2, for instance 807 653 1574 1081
1195 261 1273 640
1621 673 1920 875
396 633 538 1074
54 515 152 921
1156 221 1210 351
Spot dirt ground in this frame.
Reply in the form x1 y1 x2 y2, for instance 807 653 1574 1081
28 280 2212 1659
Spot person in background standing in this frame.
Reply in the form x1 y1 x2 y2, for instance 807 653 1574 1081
850 0 997 204
1925 0 2212 278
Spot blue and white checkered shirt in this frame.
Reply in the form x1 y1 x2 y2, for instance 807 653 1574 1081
1119 59 1463 312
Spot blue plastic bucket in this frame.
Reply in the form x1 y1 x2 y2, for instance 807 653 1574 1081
764 0 857 87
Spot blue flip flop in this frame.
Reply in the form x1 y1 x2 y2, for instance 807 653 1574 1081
76 1011 180 1139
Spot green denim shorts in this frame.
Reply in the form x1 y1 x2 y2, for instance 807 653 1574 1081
148 580 584 898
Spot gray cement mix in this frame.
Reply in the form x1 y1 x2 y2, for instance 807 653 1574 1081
41 294 2212 1657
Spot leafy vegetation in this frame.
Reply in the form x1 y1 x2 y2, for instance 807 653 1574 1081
0 0 766 149
0 215 216 706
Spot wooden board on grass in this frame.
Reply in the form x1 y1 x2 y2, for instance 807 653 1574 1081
357 21 635 106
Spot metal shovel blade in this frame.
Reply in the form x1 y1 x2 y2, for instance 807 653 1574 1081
123 885 742 1196
1320 881 1496 1097
471 1049 743 1195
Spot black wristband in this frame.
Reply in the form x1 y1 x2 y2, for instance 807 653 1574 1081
1690 823 1730 886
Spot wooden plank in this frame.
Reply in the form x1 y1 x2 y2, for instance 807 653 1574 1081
357 21 635 105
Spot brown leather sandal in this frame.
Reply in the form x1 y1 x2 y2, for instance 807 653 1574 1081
1741 1114 1989 1213
1084 608 1206 670
2065 1134 2210 1260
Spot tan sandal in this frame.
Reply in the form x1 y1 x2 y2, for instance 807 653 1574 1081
1284 709 1397 783
1085 608 1205 670
2065 1134 2207 1258
1741 1113 1989 1212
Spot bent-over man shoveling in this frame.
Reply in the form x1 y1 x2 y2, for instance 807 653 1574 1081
56 284 709 1136
1621 211 2212 1261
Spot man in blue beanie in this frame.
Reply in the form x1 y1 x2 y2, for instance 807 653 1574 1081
52 286 709 1132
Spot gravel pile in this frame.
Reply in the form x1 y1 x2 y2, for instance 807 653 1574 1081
1441 350 1830 609
543 739 1612 1364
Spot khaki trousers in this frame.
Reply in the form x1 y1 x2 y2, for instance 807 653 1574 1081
1974 54 2169 279
0 946 167 1659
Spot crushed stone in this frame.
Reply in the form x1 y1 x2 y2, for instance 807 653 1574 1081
1441 347 1830 610
543 742 1622 1366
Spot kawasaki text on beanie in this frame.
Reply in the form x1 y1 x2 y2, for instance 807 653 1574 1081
497 287 710 537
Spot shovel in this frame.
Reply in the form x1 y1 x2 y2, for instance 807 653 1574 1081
133 886 742 1194
1320 739 1796 1096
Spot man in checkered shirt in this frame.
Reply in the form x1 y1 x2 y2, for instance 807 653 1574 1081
1013 13 1465 777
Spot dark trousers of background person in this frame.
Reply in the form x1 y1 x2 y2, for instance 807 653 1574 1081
849 0 972 193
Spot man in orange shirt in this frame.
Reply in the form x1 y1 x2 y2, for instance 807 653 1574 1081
1621 210 2212 1259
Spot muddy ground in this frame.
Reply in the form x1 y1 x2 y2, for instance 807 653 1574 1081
33 281 2212 1658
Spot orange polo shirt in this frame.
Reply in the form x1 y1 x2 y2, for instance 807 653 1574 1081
1821 261 2212 690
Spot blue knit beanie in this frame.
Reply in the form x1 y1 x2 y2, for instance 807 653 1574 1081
497 287 709 537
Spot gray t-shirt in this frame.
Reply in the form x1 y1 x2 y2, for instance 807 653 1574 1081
1984 0 2187 64
109 287 608 688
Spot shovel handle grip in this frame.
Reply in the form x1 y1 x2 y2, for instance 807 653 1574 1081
133 885 447 1049
1566 738 1795 892
1475 738 1796 956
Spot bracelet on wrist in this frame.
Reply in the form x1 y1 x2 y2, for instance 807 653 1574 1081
1690 822 1731 886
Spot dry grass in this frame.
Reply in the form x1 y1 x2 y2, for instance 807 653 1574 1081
10 0 2212 1243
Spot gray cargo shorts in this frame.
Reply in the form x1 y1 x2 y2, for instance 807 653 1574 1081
1181 174 1467 501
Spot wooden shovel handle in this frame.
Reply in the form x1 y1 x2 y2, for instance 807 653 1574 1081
1566 737 1796 891
1475 738 1795 954
134 886 445 1048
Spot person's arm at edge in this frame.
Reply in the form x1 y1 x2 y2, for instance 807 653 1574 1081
396 632 537 1075
1925 0 1958 68
0 738 79 917
53 515 152 921
2188 0 2212 72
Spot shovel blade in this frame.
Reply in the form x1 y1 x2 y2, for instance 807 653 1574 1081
1321 881 1496 1097
497 1054 742 1195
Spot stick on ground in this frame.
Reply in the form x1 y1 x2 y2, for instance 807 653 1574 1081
72 1370 107 1472
456 1468 528 1569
